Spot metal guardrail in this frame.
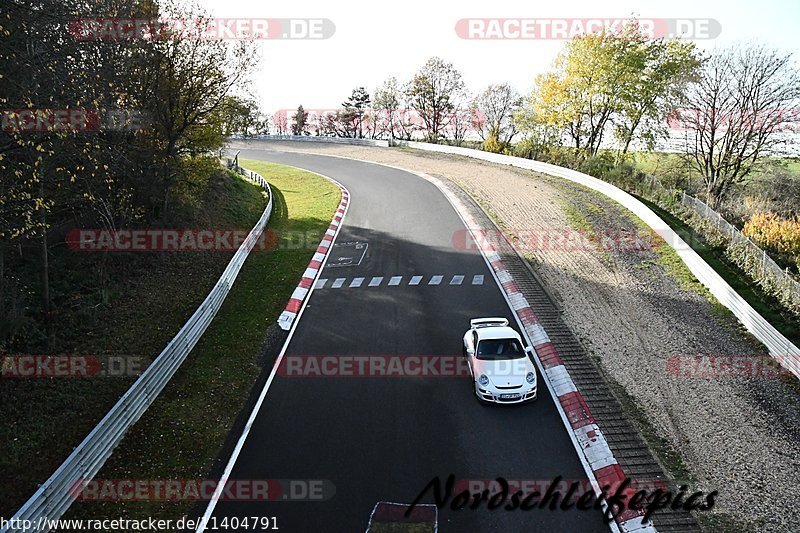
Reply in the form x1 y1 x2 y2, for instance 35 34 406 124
2 161 273 533
230 134 389 147
388 139 800 377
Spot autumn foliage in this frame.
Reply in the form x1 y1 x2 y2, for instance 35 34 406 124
743 212 800 266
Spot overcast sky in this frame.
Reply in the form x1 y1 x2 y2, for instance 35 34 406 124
197 0 800 113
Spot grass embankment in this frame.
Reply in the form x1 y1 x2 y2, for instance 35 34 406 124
0 167 266 516
63 160 339 523
1 161 340 524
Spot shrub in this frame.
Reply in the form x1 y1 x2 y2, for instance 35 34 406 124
743 212 800 261
482 134 502 153
577 154 616 178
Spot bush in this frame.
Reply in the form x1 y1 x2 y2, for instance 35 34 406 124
577 154 616 178
482 134 502 153
743 212 800 265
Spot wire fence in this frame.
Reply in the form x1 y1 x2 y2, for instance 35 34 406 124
680 192 800 315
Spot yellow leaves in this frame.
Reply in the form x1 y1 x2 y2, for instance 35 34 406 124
743 212 800 258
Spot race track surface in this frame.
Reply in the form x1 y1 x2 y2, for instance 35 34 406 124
205 148 610 533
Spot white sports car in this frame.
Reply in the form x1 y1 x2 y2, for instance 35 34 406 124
462 318 537 404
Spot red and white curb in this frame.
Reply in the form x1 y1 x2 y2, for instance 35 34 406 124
418 172 655 533
277 186 350 331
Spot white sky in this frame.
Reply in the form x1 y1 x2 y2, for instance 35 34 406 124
198 0 800 113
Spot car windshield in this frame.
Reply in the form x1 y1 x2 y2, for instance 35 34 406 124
476 338 525 360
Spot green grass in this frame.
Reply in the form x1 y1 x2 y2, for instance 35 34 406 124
5 161 340 524
559 198 596 234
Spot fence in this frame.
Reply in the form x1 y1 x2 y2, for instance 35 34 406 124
680 192 800 314
230 134 389 147
1 162 273 533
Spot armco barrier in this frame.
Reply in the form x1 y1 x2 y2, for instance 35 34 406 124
391 139 800 377
1 164 272 533
232 134 389 147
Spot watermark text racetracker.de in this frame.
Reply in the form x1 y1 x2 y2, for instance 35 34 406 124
68 228 271 252
1 108 150 133
69 478 334 502
65 228 334 252
68 18 335 40
452 228 656 253
455 18 721 40
667 354 797 378
1 355 146 378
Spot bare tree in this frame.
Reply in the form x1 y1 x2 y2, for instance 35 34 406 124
405 57 465 143
473 83 522 147
679 44 800 207
273 110 288 135
373 77 403 140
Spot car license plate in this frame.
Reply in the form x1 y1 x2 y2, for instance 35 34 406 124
500 393 521 399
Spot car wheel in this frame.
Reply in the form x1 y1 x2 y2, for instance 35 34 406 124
472 382 489 405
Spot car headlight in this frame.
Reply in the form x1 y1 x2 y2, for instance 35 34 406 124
478 374 489 386
526 372 535 384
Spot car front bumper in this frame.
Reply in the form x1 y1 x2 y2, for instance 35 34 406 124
475 383 537 404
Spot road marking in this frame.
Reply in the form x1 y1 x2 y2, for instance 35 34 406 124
314 274 485 289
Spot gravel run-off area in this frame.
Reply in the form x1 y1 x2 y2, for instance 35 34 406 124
231 140 800 532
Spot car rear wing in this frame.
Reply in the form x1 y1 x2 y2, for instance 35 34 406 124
470 317 509 329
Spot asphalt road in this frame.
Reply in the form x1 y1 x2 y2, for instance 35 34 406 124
205 148 610 533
